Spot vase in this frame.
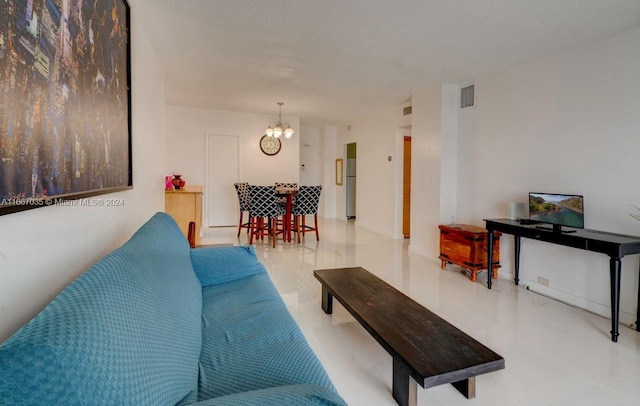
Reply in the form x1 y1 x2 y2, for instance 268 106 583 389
172 175 186 190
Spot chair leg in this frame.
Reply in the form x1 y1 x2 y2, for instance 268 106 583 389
302 216 306 237
271 217 277 248
237 212 243 237
254 217 258 242
314 214 319 241
264 217 269 240
295 215 301 243
259 217 264 241
188 221 196 249
249 216 255 244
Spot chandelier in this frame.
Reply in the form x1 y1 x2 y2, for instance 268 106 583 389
265 102 294 139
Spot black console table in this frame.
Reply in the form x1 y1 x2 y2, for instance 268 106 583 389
484 218 640 342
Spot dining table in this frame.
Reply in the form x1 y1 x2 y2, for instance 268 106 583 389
275 187 299 242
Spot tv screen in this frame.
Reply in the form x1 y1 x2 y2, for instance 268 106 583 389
529 193 584 229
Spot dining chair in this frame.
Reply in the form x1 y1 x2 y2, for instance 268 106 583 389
234 182 251 237
291 185 322 243
248 185 286 248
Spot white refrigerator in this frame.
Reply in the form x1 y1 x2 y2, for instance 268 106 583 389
346 158 356 219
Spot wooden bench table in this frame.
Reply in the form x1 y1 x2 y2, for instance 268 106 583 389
314 267 505 406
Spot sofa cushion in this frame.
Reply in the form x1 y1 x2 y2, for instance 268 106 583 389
190 245 265 286
0 212 202 405
198 272 339 402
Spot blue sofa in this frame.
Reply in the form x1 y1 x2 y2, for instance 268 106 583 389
0 212 345 405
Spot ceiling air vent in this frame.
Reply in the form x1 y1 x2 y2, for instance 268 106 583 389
460 84 475 109
403 106 412 116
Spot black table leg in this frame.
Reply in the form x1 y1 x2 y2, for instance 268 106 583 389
514 235 521 285
392 358 417 406
452 377 476 399
487 230 494 289
610 257 621 342
321 285 333 314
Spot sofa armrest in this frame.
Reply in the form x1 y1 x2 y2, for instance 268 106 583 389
190 245 266 287
191 384 346 406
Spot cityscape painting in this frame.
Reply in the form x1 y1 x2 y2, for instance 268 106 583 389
0 0 131 215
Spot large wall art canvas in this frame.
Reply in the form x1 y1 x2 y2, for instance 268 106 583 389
0 0 131 215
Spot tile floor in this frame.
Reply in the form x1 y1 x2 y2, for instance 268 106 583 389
201 218 640 406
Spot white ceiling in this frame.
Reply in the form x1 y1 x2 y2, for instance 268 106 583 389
131 0 640 125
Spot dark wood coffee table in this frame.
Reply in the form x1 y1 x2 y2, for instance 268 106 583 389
314 267 505 406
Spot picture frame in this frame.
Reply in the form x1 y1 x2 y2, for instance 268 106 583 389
0 0 132 216
335 158 343 186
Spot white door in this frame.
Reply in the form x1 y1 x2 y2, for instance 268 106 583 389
206 135 238 227
300 145 320 185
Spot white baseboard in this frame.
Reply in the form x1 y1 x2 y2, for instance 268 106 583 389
354 221 398 239
517 279 636 327
407 244 439 262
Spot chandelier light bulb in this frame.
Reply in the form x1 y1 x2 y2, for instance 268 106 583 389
284 126 294 138
265 102 293 140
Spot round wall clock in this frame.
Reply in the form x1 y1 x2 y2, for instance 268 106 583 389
260 135 281 156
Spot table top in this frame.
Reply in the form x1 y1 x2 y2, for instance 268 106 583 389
165 185 203 194
275 188 298 195
485 218 640 243
314 267 504 387
484 218 640 257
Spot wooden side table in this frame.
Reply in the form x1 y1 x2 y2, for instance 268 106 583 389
438 224 501 282
165 186 203 245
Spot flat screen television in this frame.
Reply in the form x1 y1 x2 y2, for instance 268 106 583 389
529 192 584 233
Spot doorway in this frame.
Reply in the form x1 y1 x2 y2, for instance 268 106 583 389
403 136 411 237
205 134 238 227
346 143 357 219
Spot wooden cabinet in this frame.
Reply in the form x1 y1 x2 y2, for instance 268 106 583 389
438 224 501 282
165 186 203 245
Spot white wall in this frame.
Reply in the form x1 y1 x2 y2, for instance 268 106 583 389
165 106 300 187
321 126 338 218
408 85 444 258
457 26 640 324
343 106 411 237
0 12 167 343
299 126 320 186
439 84 459 225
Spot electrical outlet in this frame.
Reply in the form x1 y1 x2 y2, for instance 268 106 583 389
537 277 549 287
